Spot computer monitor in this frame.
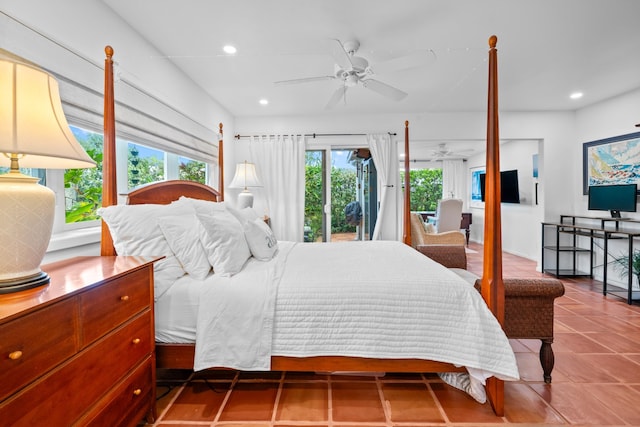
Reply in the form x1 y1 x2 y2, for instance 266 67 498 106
588 184 637 218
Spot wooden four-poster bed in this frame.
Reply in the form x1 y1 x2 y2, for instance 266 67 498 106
99 37 510 415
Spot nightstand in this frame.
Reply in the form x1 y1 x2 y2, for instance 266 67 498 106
0 256 160 426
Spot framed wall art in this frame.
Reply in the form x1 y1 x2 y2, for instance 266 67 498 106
470 166 485 207
582 131 640 194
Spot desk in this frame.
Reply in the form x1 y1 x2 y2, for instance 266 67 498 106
542 215 640 304
418 212 472 245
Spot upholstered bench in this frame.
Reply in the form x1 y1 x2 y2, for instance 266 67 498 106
450 269 565 383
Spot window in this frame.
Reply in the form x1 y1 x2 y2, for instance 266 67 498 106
0 166 45 183
127 143 165 189
401 168 443 212
178 156 206 184
64 126 103 224
59 125 210 232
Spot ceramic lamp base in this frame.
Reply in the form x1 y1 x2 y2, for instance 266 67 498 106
237 190 254 209
0 172 54 293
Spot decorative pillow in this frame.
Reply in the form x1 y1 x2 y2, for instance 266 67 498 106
98 203 194 298
244 218 278 261
157 214 211 280
423 221 436 234
196 210 251 276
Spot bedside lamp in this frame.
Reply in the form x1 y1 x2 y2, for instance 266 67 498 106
0 49 96 294
229 161 262 208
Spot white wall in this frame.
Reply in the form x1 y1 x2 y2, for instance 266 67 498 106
237 110 575 261
466 139 541 260
5 1 640 267
574 88 640 219
1 1 236 262
570 88 640 285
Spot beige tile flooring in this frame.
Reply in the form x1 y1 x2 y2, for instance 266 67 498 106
143 243 640 426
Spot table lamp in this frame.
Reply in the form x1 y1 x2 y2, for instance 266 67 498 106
229 160 262 208
0 49 96 294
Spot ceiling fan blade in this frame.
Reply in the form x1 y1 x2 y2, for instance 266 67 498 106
327 39 353 71
325 86 347 110
371 50 436 75
274 75 335 86
361 79 407 101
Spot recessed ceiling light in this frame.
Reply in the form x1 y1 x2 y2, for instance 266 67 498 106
259 99 269 105
570 92 583 100
223 45 237 54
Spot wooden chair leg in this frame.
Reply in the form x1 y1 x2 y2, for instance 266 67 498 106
540 338 554 383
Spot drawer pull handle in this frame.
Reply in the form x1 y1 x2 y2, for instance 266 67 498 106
120 295 130 301
133 389 142 396
8 351 23 360
132 338 141 345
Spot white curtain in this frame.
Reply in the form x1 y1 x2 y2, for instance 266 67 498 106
367 133 398 240
442 159 465 199
250 135 306 242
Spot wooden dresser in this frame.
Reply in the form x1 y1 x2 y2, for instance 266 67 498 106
0 256 159 426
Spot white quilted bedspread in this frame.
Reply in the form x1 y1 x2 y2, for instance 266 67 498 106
193 240 519 398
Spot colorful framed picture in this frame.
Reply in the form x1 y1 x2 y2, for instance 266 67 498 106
470 167 485 207
582 132 640 194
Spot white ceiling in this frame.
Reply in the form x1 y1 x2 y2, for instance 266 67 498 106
102 0 640 159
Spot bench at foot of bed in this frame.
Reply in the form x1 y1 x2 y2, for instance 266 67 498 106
450 270 565 384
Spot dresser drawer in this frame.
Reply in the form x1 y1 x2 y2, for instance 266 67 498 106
0 310 152 426
80 267 151 346
75 357 154 427
0 297 78 402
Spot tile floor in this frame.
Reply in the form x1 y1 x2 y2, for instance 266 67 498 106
143 243 640 426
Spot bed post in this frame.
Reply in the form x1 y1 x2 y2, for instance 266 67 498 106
218 122 224 201
101 45 117 257
403 120 412 246
481 35 505 416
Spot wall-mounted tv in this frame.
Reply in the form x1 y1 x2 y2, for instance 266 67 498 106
479 169 520 204
588 184 637 218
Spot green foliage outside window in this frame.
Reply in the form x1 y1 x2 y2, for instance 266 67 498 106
128 145 164 188
304 152 324 242
304 152 358 242
305 152 443 241
64 131 103 223
179 158 206 183
402 168 443 212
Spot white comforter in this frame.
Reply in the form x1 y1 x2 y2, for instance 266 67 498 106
191 240 518 399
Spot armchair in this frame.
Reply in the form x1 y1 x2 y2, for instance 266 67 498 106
410 212 465 247
429 198 463 233
410 212 466 268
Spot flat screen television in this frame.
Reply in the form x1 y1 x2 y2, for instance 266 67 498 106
588 184 637 218
479 169 520 204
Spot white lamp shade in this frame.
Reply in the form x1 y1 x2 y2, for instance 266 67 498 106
229 161 262 189
0 49 96 169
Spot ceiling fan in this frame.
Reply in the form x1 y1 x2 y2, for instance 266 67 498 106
427 143 475 159
274 39 435 109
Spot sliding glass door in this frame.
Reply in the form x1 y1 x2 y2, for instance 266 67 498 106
304 148 376 242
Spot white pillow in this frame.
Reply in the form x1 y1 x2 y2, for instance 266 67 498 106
244 218 278 261
173 196 227 215
98 203 194 298
423 221 436 234
157 214 211 280
196 210 251 276
227 205 261 225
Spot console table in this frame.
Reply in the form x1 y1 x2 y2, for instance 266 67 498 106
542 215 640 304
